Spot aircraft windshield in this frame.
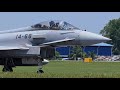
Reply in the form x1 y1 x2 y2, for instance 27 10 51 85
31 20 80 30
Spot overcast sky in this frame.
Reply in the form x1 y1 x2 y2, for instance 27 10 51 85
0 12 120 34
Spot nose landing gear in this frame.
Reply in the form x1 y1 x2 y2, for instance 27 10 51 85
36 56 44 74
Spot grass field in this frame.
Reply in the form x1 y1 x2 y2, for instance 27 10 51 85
0 60 120 78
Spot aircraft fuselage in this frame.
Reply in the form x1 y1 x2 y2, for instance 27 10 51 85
0 30 110 47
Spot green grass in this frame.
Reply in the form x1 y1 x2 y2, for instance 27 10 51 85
1 60 120 78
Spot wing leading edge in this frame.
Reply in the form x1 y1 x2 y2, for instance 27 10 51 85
39 38 75 46
0 46 29 50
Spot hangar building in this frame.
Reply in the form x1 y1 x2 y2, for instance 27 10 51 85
56 43 113 57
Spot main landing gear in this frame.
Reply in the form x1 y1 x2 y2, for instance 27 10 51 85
2 58 15 72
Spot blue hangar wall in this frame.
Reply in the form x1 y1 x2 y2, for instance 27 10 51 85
55 46 70 57
56 43 113 57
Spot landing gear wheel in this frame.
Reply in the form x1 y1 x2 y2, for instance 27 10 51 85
2 67 13 72
37 70 44 73
2 58 14 72
2 68 6 72
9 67 13 72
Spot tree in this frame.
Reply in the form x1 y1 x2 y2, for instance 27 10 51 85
100 18 120 55
88 51 96 60
69 46 84 60
54 51 61 60
82 52 88 59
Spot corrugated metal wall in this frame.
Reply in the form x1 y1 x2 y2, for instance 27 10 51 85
56 46 70 57
56 46 112 57
83 46 97 55
98 46 112 56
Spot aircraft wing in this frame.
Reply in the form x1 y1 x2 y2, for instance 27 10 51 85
0 46 29 50
40 38 75 46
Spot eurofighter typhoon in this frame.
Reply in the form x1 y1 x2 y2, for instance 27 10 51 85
0 20 111 73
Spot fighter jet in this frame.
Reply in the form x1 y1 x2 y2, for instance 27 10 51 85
0 20 111 73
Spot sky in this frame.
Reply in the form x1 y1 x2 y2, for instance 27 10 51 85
0 12 120 34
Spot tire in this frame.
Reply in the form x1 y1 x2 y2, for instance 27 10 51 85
2 67 7 72
2 68 5 72
9 67 13 72
37 70 44 73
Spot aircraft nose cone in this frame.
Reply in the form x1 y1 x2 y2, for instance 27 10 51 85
79 31 111 46
100 36 111 42
96 35 111 42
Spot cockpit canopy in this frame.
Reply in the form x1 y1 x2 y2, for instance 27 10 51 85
31 20 80 30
